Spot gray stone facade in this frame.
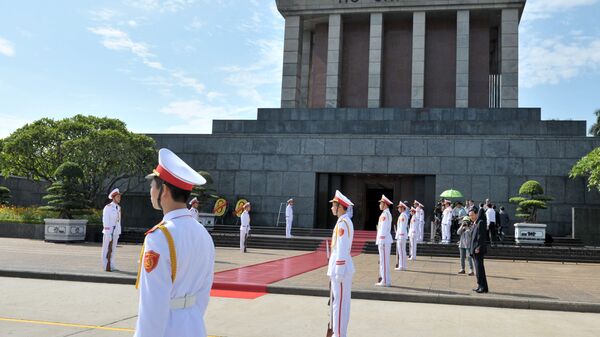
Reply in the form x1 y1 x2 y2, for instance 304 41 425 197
139 107 600 237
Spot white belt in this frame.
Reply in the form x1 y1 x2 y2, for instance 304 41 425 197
170 294 197 310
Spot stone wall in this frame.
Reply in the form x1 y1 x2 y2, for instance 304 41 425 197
573 207 600 246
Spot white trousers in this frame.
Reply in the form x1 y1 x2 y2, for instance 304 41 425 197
285 217 293 238
418 222 424 242
442 223 451 243
240 228 248 252
101 233 119 270
377 243 391 286
396 237 407 270
330 275 352 337
409 235 417 260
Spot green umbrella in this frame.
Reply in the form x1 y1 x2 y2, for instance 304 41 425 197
440 189 464 199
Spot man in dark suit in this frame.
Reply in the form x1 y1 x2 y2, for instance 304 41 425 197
469 208 489 293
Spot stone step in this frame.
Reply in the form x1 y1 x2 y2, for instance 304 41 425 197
212 119 585 137
256 108 542 122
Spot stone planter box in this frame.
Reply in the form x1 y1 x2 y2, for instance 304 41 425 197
0 222 46 240
44 218 87 242
198 213 216 230
514 223 546 245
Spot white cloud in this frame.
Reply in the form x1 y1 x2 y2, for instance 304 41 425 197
89 27 153 58
524 0 598 20
0 37 15 57
90 8 121 22
186 17 205 31
521 34 600 87
127 0 198 13
128 20 139 27
160 100 254 133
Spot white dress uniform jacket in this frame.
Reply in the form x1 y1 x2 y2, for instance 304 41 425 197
376 208 392 286
240 210 250 251
395 212 409 270
327 213 354 337
134 208 215 337
101 202 121 269
285 204 293 238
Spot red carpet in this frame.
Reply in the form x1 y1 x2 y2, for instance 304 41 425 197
211 231 371 299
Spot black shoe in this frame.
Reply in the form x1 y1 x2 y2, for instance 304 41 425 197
472 288 481 292
476 288 488 293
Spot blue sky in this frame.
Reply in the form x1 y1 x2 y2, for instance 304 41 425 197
0 0 599 138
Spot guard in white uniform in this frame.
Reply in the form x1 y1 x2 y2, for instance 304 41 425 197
408 207 418 260
135 148 215 337
188 197 200 222
327 190 354 337
414 200 425 243
240 203 251 252
285 198 294 238
441 199 453 244
395 201 409 271
102 188 121 271
375 194 393 287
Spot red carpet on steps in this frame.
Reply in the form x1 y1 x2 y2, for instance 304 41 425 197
211 230 373 299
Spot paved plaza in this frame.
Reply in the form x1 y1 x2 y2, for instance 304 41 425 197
2 237 600 312
2 277 599 337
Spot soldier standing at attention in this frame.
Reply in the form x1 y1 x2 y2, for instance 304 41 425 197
327 190 355 337
102 188 121 272
441 199 453 244
135 148 214 337
394 201 409 271
285 198 294 238
408 207 418 260
240 202 251 252
188 197 200 222
414 200 425 243
375 195 393 287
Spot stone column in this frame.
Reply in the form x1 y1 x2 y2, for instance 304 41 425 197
501 8 519 108
299 28 312 108
411 12 426 108
456 10 470 108
368 13 383 108
325 14 343 108
281 16 303 108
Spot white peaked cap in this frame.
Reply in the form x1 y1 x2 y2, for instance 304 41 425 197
379 194 393 205
189 197 199 205
243 202 251 208
329 190 354 208
397 201 408 209
146 148 206 191
414 200 424 207
287 198 294 203
108 188 120 200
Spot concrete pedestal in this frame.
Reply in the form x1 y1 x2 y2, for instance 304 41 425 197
514 223 546 245
44 219 87 242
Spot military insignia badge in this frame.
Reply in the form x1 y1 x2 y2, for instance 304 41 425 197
338 227 345 237
144 250 160 273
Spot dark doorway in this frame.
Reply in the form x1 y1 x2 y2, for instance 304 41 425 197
364 188 393 231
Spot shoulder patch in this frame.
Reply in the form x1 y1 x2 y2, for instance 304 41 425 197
338 226 345 237
144 250 160 273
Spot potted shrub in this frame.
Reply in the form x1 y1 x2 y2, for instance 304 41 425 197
41 162 90 242
509 180 553 245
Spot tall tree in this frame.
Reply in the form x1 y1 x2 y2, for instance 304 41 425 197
0 115 156 206
590 109 600 137
570 147 600 192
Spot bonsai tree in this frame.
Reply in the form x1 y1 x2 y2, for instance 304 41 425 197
509 180 553 223
0 186 11 205
41 162 90 219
